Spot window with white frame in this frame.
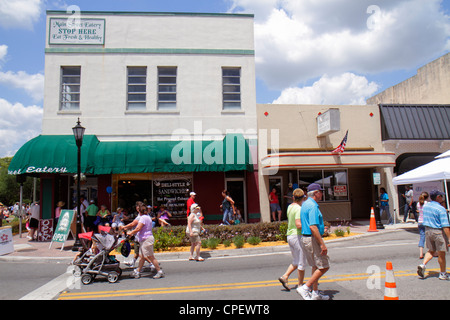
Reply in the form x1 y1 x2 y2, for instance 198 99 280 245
60 66 81 110
158 66 177 110
222 67 241 109
298 169 348 201
127 66 147 110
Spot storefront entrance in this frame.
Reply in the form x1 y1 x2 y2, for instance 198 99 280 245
117 180 152 215
225 178 246 222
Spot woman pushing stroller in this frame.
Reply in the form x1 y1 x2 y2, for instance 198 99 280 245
120 204 165 279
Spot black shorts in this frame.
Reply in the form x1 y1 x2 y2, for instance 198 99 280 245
29 218 39 229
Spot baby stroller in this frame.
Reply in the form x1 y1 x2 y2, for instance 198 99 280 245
72 227 124 285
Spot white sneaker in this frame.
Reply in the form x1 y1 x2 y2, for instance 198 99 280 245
311 290 330 300
439 272 449 280
125 258 136 267
144 262 156 272
132 269 141 279
153 270 165 279
417 264 426 279
296 285 312 300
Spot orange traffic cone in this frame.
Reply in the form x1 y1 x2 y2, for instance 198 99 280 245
384 261 399 300
367 207 378 232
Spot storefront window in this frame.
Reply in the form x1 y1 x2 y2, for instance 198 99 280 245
298 169 348 202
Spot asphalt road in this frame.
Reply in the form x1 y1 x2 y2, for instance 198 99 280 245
1 228 449 304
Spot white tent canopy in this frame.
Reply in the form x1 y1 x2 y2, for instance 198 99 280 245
393 150 449 209
392 156 450 185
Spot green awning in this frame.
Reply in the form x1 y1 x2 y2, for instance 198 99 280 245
9 134 253 175
8 135 99 175
93 134 254 174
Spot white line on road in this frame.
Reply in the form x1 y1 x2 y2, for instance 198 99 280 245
20 266 74 300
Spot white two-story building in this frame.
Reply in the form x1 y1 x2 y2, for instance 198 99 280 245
9 10 259 224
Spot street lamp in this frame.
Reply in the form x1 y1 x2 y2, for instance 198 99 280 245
72 118 85 251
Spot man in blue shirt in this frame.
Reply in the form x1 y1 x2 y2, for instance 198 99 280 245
297 183 330 300
417 190 450 280
379 187 393 225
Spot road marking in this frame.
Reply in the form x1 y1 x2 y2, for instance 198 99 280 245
20 266 75 300
57 267 450 300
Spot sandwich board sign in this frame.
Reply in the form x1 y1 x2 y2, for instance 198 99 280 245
0 226 14 256
50 209 75 250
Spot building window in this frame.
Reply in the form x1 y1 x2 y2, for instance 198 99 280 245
60 66 81 110
222 67 241 109
127 67 147 110
158 66 177 110
298 169 348 202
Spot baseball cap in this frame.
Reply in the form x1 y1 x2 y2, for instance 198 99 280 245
190 192 196 196
430 190 445 198
190 203 200 211
307 183 323 192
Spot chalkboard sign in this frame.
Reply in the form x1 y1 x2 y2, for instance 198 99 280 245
153 179 191 219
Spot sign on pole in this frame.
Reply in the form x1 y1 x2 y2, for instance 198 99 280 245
50 210 75 250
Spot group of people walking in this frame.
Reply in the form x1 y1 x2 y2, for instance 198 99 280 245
113 191 210 279
380 185 450 280
278 183 331 300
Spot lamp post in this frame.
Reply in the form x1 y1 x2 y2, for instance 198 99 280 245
72 118 85 251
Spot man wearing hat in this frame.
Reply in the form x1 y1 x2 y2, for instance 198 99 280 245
297 183 330 300
417 190 450 280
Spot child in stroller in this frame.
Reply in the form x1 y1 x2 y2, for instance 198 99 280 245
72 226 127 285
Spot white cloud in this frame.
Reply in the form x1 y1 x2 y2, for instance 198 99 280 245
0 98 42 157
0 70 44 101
273 73 379 105
0 45 7 62
0 0 43 29
230 0 450 90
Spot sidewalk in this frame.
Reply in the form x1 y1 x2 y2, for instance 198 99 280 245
0 219 420 263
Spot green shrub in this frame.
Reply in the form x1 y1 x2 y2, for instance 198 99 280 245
247 236 262 245
206 237 221 249
277 222 288 242
153 227 184 251
194 222 283 243
334 227 345 237
233 235 245 248
223 239 232 247
4 217 27 235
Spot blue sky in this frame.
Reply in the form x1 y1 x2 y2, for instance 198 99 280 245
0 0 449 157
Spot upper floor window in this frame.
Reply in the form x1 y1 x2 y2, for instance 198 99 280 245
158 66 177 110
60 66 81 110
127 67 147 110
222 67 241 110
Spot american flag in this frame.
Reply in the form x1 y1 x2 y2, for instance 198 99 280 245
332 130 348 154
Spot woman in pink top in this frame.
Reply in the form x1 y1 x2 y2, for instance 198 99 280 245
127 205 165 279
54 201 65 229
416 192 429 259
